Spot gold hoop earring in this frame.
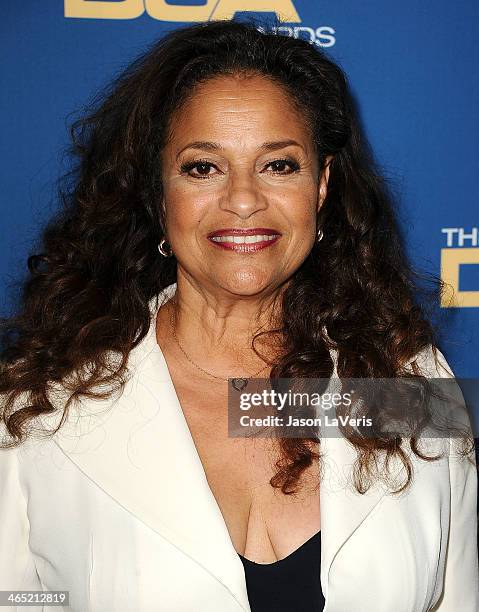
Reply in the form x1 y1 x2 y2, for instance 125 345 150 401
158 237 173 257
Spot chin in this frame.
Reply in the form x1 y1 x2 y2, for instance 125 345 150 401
217 269 278 296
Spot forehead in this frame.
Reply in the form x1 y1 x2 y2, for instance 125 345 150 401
166 73 312 148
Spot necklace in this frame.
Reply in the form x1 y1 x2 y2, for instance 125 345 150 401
169 302 270 391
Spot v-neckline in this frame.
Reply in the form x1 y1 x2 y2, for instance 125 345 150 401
148 282 323 567
238 529 321 566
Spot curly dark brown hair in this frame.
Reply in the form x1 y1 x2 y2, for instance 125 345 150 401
0 19 474 495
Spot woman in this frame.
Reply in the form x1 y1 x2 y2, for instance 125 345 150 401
0 19 477 612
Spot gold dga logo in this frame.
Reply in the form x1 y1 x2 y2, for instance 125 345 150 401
64 0 301 22
441 228 479 307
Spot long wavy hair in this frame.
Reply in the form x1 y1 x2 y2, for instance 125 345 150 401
1 19 474 494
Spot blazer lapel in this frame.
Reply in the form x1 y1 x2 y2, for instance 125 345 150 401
46 283 251 611
318 349 389 604
42 282 387 610
319 434 387 604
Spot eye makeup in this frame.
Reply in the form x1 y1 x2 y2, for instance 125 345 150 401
179 157 301 179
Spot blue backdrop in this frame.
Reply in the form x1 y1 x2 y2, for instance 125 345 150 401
1 1 478 377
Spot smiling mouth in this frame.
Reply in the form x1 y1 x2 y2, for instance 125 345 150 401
207 233 281 252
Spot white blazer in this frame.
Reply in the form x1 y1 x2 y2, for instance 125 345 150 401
1 282 478 612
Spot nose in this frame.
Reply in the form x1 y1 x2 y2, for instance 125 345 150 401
218 168 268 219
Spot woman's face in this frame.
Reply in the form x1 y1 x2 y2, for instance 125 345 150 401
160 73 331 298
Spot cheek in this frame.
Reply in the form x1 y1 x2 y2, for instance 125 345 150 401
275 185 318 228
163 183 212 231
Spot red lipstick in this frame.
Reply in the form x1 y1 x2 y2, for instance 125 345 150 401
207 228 281 252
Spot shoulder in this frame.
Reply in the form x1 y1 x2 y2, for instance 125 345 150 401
403 344 454 378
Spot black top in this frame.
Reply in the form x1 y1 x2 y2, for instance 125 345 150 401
237 530 325 612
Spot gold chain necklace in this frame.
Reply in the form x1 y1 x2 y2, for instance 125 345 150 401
168 302 269 391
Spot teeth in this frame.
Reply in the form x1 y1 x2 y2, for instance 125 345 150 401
211 234 278 244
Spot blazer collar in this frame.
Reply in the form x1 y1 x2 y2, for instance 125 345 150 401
44 282 387 610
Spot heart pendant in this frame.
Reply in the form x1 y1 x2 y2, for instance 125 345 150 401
232 378 248 392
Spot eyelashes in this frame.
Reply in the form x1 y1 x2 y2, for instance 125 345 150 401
179 158 301 179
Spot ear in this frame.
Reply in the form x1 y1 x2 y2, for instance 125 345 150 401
158 197 168 235
317 155 333 213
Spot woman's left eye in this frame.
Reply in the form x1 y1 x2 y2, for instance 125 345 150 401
264 159 300 174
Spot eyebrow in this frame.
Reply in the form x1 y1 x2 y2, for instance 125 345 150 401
175 139 304 160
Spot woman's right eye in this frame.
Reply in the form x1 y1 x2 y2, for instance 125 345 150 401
180 161 218 179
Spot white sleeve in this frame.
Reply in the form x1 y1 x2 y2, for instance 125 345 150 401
431 441 479 611
423 347 479 611
0 445 43 610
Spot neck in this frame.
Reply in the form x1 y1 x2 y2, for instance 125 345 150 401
158 276 285 377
